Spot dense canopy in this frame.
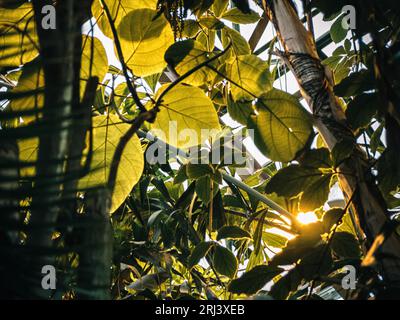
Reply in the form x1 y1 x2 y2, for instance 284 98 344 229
0 0 400 301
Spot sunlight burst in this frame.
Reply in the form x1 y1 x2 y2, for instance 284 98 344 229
297 211 319 225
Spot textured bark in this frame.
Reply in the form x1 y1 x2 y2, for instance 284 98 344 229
77 189 112 300
263 0 400 286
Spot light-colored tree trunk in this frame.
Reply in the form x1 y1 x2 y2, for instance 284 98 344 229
262 0 400 286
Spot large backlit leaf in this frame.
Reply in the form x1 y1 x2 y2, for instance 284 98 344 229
0 2 38 67
188 241 214 269
78 115 144 213
149 84 221 149
164 39 213 86
221 27 250 57
10 36 108 123
17 115 144 213
213 244 237 278
117 8 174 76
322 208 344 232
227 95 253 125
226 54 272 101
91 0 157 39
331 232 361 259
221 8 260 24
216 226 251 241
265 165 317 198
300 174 332 211
228 265 282 295
212 0 229 17
248 89 313 162
297 244 333 280
330 14 348 43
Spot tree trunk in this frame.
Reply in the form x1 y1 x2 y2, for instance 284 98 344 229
77 189 112 300
26 0 96 298
262 0 400 287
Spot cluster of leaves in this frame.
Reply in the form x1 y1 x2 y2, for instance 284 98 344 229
1 0 400 300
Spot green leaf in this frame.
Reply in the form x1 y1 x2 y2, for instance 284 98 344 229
149 84 221 149
217 226 251 241
188 241 214 269
182 19 200 38
253 211 266 255
322 208 344 232
212 0 229 17
211 191 227 231
0 2 38 67
270 235 320 266
300 174 332 211
17 137 39 177
91 0 157 39
297 244 333 280
334 70 375 97
265 165 318 198
165 40 213 86
213 244 238 278
377 148 400 195
331 232 362 259
370 123 384 154
186 163 214 179
199 16 225 30
300 148 333 169
227 94 254 125
337 212 357 236
143 73 162 93
346 93 378 130
19 115 144 214
222 8 260 24
262 232 288 249
330 14 348 43
78 115 144 213
248 89 313 162
269 268 302 300
230 0 251 14
228 265 282 295
147 210 163 227
173 165 188 184
11 36 108 123
221 27 250 57
117 8 174 76
195 175 219 205
226 54 272 101
331 139 355 167
197 29 216 51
